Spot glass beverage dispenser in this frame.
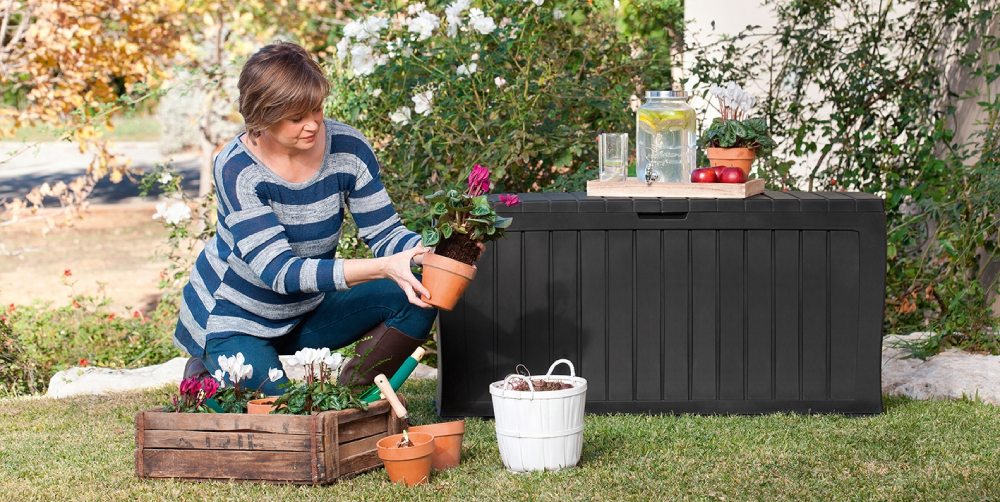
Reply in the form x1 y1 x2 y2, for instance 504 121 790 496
636 90 696 183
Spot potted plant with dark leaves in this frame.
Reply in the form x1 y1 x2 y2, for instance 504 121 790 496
210 352 267 413
271 347 367 415
419 164 520 310
699 82 776 176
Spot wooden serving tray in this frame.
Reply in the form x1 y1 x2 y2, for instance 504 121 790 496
586 178 765 199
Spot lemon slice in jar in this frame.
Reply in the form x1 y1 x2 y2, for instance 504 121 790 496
638 109 695 132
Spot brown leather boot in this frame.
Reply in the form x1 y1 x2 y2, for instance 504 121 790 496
337 323 425 391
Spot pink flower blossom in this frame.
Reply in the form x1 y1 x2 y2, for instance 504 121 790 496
467 164 491 195
179 376 200 396
499 194 520 207
199 377 220 399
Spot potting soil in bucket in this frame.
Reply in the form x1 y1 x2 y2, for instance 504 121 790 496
489 359 587 472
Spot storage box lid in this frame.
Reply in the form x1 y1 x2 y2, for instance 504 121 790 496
491 191 883 213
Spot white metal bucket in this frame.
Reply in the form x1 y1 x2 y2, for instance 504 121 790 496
489 359 587 472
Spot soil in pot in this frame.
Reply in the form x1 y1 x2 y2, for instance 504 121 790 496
508 379 574 391
434 233 479 265
409 420 466 471
376 431 435 486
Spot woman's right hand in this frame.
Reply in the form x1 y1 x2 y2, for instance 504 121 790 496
383 245 433 308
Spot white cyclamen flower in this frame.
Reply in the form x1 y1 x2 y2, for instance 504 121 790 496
457 62 477 75
153 201 191 225
494 76 507 88
323 354 341 370
268 368 284 382
158 172 173 185
213 369 226 387
412 90 434 116
407 10 440 41
553 8 565 20
389 106 412 125
468 8 497 35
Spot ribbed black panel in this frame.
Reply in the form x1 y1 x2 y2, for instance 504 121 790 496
437 191 885 416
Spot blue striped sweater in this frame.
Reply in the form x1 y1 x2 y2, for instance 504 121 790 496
173 119 422 356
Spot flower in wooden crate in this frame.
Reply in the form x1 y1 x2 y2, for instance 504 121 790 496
272 347 366 415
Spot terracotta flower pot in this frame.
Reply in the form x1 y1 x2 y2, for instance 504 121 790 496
706 147 756 176
420 253 477 311
376 432 435 486
246 397 278 415
409 420 466 471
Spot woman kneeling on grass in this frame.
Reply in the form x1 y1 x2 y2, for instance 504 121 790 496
173 41 477 393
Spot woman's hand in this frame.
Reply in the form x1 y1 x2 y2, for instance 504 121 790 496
384 245 433 308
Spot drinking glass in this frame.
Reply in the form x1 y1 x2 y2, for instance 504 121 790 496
598 133 628 182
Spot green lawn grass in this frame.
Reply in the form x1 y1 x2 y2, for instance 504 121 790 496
1 379 997 501
1 114 161 142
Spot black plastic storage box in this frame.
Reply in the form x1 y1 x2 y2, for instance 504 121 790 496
437 191 886 416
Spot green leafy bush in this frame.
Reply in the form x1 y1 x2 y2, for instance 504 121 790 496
685 0 999 355
0 295 181 396
325 0 674 216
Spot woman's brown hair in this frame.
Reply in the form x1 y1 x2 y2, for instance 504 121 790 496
237 41 330 141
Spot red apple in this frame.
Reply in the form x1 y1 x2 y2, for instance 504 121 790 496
719 167 747 183
710 165 727 179
691 167 718 183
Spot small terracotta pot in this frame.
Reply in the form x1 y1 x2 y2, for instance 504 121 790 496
409 420 466 471
376 432 435 486
706 147 756 176
246 397 278 415
420 253 477 311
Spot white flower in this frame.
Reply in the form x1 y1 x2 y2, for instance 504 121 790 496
553 8 565 20
361 16 389 40
153 201 191 225
323 354 341 370
389 106 412 125
469 8 496 35
412 90 434 116
407 10 440 41
407 2 426 15
613 0 621 9
499 17 512 28
445 0 470 37
630 45 645 59
316 347 332 362
213 369 226 387
343 20 364 39
532 0 543 5
336 38 350 61
470 53 479 61
268 368 284 382
349 44 377 76
372 88 383 97
494 76 507 88
457 62 477 75
158 172 173 185
629 94 642 113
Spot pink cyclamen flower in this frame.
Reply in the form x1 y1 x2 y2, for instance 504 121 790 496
499 194 520 207
467 164 491 195
179 376 200 396
199 377 220 399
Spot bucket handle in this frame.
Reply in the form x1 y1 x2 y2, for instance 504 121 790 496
501 374 535 398
545 359 576 378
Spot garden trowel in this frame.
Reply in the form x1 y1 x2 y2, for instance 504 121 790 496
373 373 410 427
359 346 426 403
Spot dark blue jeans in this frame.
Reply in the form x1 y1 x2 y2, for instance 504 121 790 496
203 277 437 395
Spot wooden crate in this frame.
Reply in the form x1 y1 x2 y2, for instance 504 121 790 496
135 398 405 484
586 178 765 198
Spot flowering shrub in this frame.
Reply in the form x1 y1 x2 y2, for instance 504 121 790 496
272 347 366 415
325 0 673 211
698 82 775 156
419 163 519 265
